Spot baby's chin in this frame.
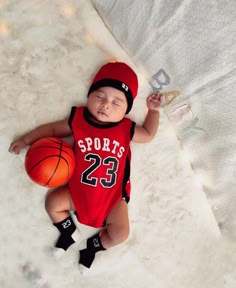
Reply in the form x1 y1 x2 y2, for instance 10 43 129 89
89 112 111 125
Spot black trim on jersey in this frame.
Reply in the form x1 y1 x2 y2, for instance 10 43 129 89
69 106 135 137
84 108 123 129
122 156 131 203
68 106 76 129
130 121 136 139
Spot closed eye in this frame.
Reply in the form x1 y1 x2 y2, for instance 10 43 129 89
96 95 104 100
113 101 120 106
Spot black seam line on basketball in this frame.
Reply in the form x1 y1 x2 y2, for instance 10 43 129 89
27 154 67 174
44 155 70 186
27 155 71 185
45 149 62 186
44 143 70 186
27 155 71 174
29 146 73 158
46 137 70 147
46 137 62 145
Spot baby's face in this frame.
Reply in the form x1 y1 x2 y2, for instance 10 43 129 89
87 87 128 123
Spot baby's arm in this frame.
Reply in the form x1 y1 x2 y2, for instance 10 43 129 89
9 118 72 154
132 92 162 143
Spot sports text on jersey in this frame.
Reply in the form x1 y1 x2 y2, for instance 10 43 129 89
77 137 125 158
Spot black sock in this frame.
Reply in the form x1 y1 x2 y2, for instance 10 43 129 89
79 233 106 269
53 215 79 252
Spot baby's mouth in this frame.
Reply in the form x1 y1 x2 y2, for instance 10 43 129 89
97 110 108 117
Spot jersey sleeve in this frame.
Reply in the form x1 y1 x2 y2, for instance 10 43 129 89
68 106 77 129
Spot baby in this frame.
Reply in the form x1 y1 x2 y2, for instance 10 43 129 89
9 62 162 272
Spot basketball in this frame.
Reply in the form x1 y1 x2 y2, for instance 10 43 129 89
25 137 76 188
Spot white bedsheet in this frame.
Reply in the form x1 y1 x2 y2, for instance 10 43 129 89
92 0 236 238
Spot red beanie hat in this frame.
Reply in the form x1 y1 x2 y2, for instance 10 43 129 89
88 62 138 114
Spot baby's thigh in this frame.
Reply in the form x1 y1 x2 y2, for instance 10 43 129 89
45 185 75 211
105 199 129 244
106 199 129 228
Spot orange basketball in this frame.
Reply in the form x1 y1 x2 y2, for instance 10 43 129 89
25 137 75 188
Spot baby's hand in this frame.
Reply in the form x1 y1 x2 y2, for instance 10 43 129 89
9 138 27 154
147 92 163 111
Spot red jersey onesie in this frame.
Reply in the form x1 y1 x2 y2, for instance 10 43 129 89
68 106 136 228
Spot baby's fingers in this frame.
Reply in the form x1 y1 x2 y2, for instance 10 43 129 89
149 93 163 105
9 140 26 154
9 144 19 154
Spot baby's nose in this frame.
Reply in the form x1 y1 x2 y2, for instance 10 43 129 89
101 100 110 109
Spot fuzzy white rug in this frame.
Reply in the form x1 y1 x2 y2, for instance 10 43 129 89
1 1 236 287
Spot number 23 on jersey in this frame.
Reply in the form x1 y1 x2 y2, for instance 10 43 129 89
81 153 119 188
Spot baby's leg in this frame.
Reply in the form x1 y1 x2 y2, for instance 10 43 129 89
79 199 129 270
45 185 80 255
101 199 129 248
45 184 75 222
